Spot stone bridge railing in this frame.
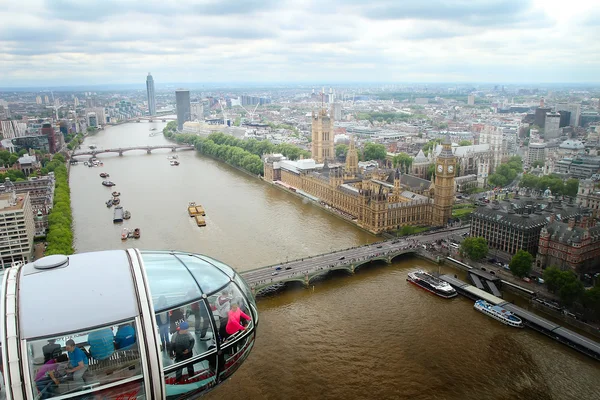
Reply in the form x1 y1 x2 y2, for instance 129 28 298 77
72 145 194 157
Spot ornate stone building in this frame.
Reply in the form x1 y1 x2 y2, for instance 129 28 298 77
410 150 430 179
264 109 456 234
536 214 600 277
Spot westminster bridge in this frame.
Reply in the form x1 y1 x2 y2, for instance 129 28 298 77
71 145 195 157
241 226 469 295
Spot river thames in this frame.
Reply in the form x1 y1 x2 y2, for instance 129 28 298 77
69 121 600 400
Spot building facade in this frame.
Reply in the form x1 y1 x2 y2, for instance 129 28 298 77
536 215 600 277
545 112 561 139
0 191 35 269
146 73 156 116
175 89 191 131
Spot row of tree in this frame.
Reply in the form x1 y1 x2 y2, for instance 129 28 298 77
487 156 523 188
66 133 84 151
45 154 74 256
519 174 579 197
543 267 600 320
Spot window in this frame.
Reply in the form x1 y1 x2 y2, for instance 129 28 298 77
155 299 216 370
207 282 254 348
27 319 142 399
163 354 218 399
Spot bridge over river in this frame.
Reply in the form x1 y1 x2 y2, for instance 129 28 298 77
241 226 469 295
72 145 194 157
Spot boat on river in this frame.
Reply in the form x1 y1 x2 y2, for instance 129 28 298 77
195 215 206 227
113 206 124 223
99 172 109 178
133 228 140 239
106 199 113 208
121 228 128 240
407 270 457 298
123 210 131 220
474 300 523 328
112 191 120 197
170 160 180 166
112 197 120 205
102 180 115 187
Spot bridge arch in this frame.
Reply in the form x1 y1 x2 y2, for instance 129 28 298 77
353 257 390 272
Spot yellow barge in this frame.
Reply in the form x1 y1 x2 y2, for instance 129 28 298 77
188 202 206 217
195 215 206 227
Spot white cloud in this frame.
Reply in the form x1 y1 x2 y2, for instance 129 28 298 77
0 0 599 86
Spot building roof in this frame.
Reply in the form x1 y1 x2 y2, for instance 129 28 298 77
434 143 489 157
472 197 586 230
18 155 37 165
559 140 585 150
544 219 600 244
413 149 429 163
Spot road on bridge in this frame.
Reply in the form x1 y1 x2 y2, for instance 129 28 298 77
241 227 469 288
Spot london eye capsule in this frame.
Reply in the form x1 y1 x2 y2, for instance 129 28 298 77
0 249 258 399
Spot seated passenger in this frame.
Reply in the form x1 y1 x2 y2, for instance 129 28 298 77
65 340 88 386
88 328 115 360
35 353 68 399
115 324 136 350
42 339 61 364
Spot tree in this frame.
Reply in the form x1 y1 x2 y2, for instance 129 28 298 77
460 237 488 261
458 140 472 146
335 144 348 161
362 143 387 161
531 160 544 168
543 266 585 306
422 139 442 156
509 250 533 278
393 153 412 173
564 179 579 197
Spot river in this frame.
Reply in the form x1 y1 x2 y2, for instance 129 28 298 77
69 121 600 400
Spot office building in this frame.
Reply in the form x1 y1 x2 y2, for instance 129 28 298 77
333 102 342 121
467 95 475 106
0 190 35 269
40 123 56 154
534 107 551 128
35 96 42 105
577 179 600 217
555 155 600 179
190 103 204 121
146 73 156 116
87 112 98 128
175 89 191 131
556 103 581 127
527 143 546 167
545 112 561 139
470 197 585 260
580 112 600 127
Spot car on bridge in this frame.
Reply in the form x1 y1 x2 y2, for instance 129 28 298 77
339 256 345 260
285 266 292 270
275 266 282 271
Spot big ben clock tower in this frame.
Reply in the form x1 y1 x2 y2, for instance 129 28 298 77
433 136 456 226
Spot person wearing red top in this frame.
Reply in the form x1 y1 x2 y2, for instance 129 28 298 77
225 303 251 336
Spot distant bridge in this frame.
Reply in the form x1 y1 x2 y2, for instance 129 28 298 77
241 226 469 295
72 145 194 157
133 116 177 122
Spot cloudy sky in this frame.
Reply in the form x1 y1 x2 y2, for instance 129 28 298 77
1 0 599 87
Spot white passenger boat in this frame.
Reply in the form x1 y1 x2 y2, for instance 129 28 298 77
474 300 523 328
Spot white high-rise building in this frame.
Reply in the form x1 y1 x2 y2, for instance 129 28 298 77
190 103 204 121
0 190 35 268
35 96 42 105
467 95 475 106
479 125 505 172
333 102 342 121
545 112 561 139
146 73 156 116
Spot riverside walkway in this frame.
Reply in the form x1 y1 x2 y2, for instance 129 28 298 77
241 226 469 295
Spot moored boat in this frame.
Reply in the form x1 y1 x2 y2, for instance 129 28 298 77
195 215 206 227
112 197 120 205
170 160 180 166
102 180 115 187
121 228 128 240
113 206 124 223
407 270 457 298
188 202 199 216
99 172 109 178
133 228 140 239
106 199 113 208
474 300 523 328
123 210 131 220
112 191 120 197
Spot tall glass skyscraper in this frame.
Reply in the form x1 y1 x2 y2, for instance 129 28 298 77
146 73 156 116
175 89 191 131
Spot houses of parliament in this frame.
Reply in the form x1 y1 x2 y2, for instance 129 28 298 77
263 107 456 234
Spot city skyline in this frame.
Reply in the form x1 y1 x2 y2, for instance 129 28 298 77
1 0 599 87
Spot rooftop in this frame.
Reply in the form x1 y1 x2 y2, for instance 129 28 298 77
0 192 27 211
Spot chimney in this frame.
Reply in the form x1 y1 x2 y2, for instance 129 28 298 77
568 217 575 230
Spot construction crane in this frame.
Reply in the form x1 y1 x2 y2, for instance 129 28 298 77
218 99 228 126
45 90 63 121
239 102 260 123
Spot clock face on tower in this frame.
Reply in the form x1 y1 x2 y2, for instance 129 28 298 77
448 165 454 173
437 164 443 173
